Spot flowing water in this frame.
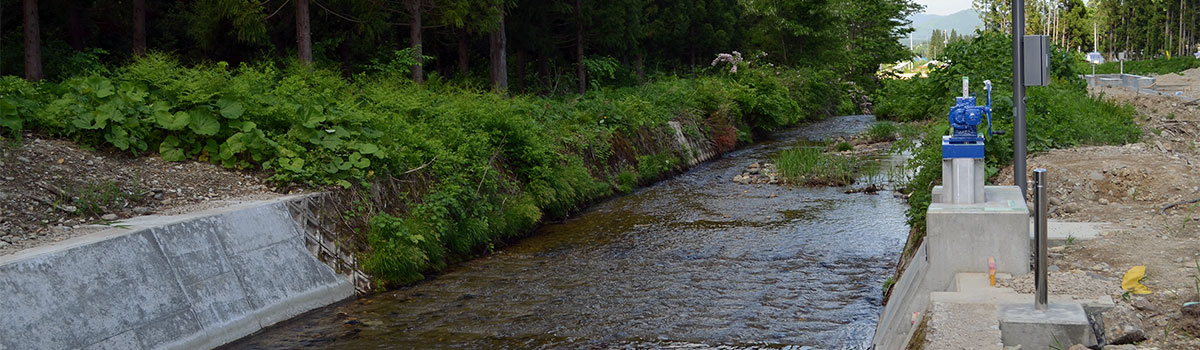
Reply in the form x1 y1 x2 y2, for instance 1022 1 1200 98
225 115 909 350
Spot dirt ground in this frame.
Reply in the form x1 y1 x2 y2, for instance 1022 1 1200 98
0 133 285 256
1150 67 1200 98
991 85 1200 348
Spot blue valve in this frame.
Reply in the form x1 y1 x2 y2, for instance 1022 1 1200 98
947 80 996 143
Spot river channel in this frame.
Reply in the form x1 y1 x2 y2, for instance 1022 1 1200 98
224 115 909 350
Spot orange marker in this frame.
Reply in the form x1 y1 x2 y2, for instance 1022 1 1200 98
988 256 996 286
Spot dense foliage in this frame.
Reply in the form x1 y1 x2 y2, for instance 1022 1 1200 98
0 54 848 285
874 32 1140 244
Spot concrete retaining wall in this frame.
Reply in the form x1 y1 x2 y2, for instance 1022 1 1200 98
0 197 354 350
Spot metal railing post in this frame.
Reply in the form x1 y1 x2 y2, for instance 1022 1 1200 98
1034 168 1048 310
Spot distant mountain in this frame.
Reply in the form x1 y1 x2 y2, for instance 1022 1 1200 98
904 9 983 45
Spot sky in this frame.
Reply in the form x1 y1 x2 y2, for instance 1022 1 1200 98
913 0 973 15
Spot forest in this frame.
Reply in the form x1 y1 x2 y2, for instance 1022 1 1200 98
3 0 920 92
973 0 1199 58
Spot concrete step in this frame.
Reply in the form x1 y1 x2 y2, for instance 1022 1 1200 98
925 301 1005 350
954 272 1014 293
1028 220 1114 246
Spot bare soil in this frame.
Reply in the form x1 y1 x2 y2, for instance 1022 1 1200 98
0 133 285 256
991 85 1200 348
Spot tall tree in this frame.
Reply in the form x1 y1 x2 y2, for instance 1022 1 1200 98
406 0 423 83
132 0 146 56
296 0 313 64
489 7 507 91
24 0 43 81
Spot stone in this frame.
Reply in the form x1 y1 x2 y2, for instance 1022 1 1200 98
1062 203 1082 213
1102 345 1135 350
1050 197 1063 206
1099 198 1110 205
100 213 119 221
0 241 8 248
1179 303 1200 337
15 156 30 163
1068 345 1089 350
1131 298 1155 312
133 207 153 215
1101 304 1146 345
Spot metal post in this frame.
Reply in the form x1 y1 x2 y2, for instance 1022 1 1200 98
1034 168 1048 310
1012 0 1028 199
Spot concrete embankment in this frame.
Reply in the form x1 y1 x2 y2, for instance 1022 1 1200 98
0 197 353 350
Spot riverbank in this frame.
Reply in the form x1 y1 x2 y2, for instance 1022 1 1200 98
222 115 912 349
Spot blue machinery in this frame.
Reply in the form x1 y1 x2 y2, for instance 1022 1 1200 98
941 79 1000 204
943 80 999 159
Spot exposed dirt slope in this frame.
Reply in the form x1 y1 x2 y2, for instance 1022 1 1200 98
0 133 283 256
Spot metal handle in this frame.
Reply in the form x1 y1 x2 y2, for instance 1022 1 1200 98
1034 168 1048 310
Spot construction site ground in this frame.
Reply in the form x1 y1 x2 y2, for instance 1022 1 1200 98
987 80 1200 349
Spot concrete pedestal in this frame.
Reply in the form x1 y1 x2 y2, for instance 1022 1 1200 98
999 303 1095 349
926 186 1030 291
941 158 985 204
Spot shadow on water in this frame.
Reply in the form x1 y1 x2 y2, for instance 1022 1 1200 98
224 115 909 350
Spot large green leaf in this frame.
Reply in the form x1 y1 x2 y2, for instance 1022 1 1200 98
217 98 244 119
105 127 130 150
0 99 24 132
84 76 114 99
188 108 221 136
157 110 191 130
159 135 186 161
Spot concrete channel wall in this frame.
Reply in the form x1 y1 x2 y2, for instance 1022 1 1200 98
0 197 354 350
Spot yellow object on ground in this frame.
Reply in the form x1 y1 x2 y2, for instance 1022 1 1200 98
1121 265 1153 295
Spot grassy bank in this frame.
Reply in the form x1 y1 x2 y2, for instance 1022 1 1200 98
873 32 1141 256
0 54 848 287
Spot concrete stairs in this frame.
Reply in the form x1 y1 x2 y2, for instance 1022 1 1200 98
923 272 1115 350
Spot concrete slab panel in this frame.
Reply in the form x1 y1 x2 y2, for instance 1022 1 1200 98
185 272 254 328
0 230 188 350
999 303 1094 349
212 202 302 255
0 196 352 350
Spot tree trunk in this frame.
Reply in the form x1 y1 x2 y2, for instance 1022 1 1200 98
23 0 42 81
575 0 586 95
295 0 312 65
132 0 146 56
489 10 508 91
339 37 353 78
407 0 423 84
537 51 549 88
635 53 645 83
66 5 85 51
457 29 469 75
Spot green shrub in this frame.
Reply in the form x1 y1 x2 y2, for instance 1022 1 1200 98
868 121 898 142
834 141 854 152
774 147 862 186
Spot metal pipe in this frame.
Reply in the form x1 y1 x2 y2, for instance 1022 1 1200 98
1034 168 1048 310
1013 0 1028 199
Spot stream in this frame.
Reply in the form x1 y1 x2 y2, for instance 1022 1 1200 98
224 115 909 350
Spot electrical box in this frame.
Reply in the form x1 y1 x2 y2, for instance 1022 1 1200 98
1023 35 1049 86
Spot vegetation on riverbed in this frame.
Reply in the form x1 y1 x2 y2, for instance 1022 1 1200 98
774 148 865 186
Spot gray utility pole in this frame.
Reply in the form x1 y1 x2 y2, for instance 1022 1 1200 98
1012 0 1028 199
